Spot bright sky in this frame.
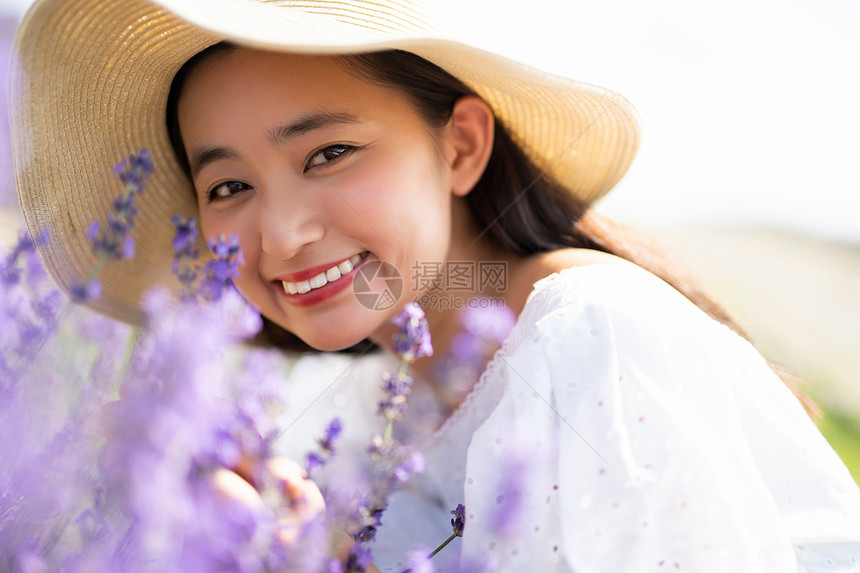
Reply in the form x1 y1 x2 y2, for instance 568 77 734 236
4 0 859 242
439 0 860 243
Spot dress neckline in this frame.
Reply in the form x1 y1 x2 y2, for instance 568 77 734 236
419 263 623 450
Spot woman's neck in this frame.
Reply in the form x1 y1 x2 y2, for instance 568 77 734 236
370 199 530 417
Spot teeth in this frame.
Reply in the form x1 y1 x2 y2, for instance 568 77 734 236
282 253 364 295
309 272 327 289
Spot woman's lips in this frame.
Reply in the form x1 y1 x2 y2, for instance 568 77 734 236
278 252 368 307
281 253 364 295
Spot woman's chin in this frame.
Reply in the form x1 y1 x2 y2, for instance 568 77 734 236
293 329 373 353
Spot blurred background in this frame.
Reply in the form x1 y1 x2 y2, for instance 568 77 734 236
1 0 858 479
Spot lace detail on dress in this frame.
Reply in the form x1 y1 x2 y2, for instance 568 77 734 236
421 264 606 450
420 318 515 451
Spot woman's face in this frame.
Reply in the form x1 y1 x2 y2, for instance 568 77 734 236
177 48 459 350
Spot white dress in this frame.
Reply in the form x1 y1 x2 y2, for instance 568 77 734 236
274 263 860 572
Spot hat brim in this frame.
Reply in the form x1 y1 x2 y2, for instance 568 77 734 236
11 0 640 325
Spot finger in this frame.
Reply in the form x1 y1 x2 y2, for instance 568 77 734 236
266 457 326 515
209 468 264 509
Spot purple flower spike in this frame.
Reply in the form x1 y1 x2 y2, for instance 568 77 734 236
391 303 433 362
450 503 465 537
171 215 199 254
198 234 242 301
70 278 102 303
378 372 412 421
305 417 343 476
306 452 325 475
345 543 373 573
321 418 343 452
85 149 152 263
1 230 45 287
85 221 100 242
121 235 135 259
112 149 154 189
171 215 201 299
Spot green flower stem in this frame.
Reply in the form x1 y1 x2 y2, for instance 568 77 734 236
382 420 394 444
426 533 456 559
382 357 410 444
83 251 110 286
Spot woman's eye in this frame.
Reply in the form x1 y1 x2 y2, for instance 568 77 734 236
208 180 250 202
304 144 356 172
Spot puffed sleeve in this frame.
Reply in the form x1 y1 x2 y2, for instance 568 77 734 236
460 264 860 572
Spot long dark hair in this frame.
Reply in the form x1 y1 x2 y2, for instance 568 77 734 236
166 45 812 411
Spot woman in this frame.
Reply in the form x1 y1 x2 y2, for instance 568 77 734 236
11 0 860 570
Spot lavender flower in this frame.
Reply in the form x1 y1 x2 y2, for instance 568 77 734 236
306 417 343 476
113 149 154 183
324 308 434 570
378 372 412 422
172 215 199 253
345 543 373 573
391 303 433 362
1 230 60 385
170 218 262 337
72 150 154 302
69 278 102 303
231 348 291 438
0 156 309 570
95 289 285 570
199 234 243 301
87 149 153 261
329 436 424 549
0 229 47 286
406 503 465 571
320 418 343 451
450 504 465 537
171 214 200 300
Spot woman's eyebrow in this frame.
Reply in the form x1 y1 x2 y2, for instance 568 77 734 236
268 111 361 144
189 146 240 178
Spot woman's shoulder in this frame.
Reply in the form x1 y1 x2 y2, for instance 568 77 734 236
512 248 686 317
505 248 631 314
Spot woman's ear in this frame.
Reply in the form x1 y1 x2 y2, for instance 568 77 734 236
447 95 495 197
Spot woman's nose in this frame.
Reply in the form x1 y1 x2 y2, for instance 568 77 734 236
258 191 326 260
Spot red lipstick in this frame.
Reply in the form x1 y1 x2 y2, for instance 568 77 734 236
277 253 369 307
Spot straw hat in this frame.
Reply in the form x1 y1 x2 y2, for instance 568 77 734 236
11 0 640 325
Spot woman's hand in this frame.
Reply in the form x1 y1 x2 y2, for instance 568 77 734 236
265 457 327 544
209 456 325 544
210 456 380 572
